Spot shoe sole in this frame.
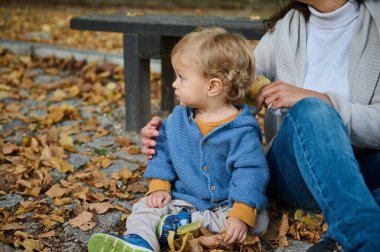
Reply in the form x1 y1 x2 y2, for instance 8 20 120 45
88 234 152 252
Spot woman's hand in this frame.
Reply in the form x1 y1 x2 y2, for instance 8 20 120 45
147 191 172 208
141 116 163 160
255 81 332 111
224 217 248 245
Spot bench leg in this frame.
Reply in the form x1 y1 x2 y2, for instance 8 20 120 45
123 33 151 132
161 56 176 112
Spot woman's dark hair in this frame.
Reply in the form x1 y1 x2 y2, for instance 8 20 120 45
264 0 364 32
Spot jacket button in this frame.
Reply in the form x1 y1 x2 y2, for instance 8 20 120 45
202 140 206 145
203 166 208 171
210 185 216 191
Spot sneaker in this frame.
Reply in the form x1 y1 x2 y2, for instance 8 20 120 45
88 233 154 252
307 238 343 252
156 211 191 243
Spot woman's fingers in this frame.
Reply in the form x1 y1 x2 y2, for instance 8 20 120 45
255 82 280 110
141 146 154 160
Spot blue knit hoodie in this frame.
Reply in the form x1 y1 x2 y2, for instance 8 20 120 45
144 104 269 212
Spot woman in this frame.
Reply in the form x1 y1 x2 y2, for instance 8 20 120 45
141 0 380 251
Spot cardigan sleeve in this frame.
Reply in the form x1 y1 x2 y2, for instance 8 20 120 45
227 126 269 212
325 91 380 149
253 31 277 81
143 120 178 182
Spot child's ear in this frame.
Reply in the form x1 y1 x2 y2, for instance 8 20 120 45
208 78 223 97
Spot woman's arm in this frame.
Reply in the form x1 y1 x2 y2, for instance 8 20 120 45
255 81 333 110
326 91 380 149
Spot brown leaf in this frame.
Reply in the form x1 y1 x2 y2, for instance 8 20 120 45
126 145 141 154
16 179 33 189
69 211 95 231
2 142 18 154
39 230 56 238
189 239 203 252
1 222 24 231
88 202 114 214
45 184 72 198
127 183 147 193
279 212 289 247
196 235 225 249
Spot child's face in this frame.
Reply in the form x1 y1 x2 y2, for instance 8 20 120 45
171 53 210 108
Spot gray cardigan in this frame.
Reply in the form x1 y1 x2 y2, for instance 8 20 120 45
254 0 380 150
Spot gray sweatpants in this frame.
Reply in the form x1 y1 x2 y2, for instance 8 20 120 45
125 197 269 252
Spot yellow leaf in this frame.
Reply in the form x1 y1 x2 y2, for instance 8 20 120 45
68 86 80 97
126 145 141 154
50 157 74 173
23 187 41 198
101 158 112 168
22 238 44 252
50 215 64 223
41 218 57 230
59 133 74 147
40 146 52 160
53 197 72 206
31 137 39 152
303 214 322 229
106 82 117 91
51 89 68 102
41 24 51 32
119 168 132 180
177 221 201 235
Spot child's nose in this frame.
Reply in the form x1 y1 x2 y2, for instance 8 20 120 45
172 79 177 89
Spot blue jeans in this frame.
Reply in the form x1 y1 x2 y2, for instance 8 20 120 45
267 97 380 252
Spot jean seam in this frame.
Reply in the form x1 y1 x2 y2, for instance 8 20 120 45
287 112 353 248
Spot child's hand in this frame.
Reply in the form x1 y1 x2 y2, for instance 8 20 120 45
224 217 248 245
147 191 172 208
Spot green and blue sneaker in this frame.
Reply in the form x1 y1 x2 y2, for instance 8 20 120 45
88 233 153 252
156 211 191 243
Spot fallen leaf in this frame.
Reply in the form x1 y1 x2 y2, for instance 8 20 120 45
69 211 95 231
126 145 141 154
127 183 147 193
49 157 74 173
39 230 56 238
100 158 112 168
1 222 24 231
59 132 74 147
88 202 114 214
119 168 132 180
45 184 72 198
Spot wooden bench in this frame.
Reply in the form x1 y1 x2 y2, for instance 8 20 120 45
70 13 266 131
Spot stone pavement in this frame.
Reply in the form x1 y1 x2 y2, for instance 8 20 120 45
0 44 315 252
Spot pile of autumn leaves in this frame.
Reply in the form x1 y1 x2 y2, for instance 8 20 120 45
0 48 146 251
0 48 326 251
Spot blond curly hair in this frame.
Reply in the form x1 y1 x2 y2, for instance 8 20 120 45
171 27 254 104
